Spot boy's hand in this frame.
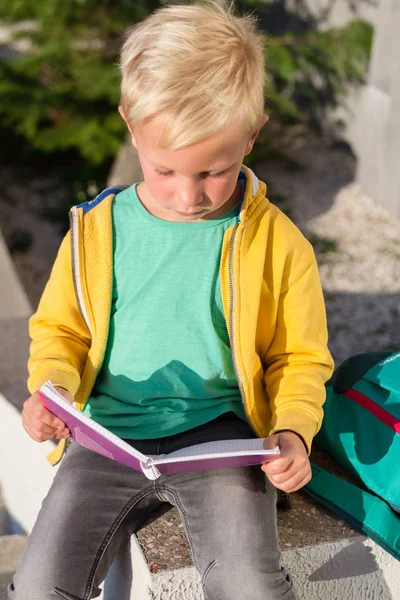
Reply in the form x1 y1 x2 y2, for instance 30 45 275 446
261 431 311 493
22 387 73 442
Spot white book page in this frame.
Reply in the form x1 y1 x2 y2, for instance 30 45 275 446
152 438 280 465
41 382 149 463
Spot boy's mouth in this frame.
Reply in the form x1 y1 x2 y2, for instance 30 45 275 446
174 209 205 217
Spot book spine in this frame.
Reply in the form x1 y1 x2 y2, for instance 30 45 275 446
140 458 161 481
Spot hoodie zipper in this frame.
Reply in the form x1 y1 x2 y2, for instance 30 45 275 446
228 223 246 414
69 208 92 335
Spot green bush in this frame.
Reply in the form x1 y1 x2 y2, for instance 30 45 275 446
0 0 373 168
0 0 163 165
266 20 373 126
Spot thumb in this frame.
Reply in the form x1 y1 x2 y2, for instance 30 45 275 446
263 433 280 451
54 386 74 404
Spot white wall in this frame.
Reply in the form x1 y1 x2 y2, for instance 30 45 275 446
352 0 400 217
285 0 378 29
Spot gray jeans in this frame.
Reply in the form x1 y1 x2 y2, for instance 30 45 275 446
8 415 298 600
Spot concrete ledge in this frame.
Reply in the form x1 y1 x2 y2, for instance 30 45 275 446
152 537 399 599
0 393 59 534
0 535 27 600
0 231 31 319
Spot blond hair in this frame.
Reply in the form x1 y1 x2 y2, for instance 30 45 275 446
119 1 266 149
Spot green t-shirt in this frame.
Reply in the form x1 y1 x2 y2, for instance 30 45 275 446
84 184 245 438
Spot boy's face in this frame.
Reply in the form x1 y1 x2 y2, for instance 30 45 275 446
119 108 268 222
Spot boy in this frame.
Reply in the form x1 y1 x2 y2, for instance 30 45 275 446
9 2 334 599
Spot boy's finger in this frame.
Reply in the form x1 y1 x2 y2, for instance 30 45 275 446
272 471 312 493
263 435 279 450
23 416 69 441
34 406 66 430
269 470 303 490
22 420 54 442
25 415 60 437
261 456 293 476
24 409 64 433
55 430 71 440
269 461 311 485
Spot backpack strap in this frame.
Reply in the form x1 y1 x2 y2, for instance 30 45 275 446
304 464 400 560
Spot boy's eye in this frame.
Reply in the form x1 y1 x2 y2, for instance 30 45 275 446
154 169 228 178
199 170 228 179
207 170 226 178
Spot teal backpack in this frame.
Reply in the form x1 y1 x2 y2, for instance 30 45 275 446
304 350 400 559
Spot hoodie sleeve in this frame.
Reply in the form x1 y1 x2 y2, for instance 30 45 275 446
27 231 91 396
264 241 334 454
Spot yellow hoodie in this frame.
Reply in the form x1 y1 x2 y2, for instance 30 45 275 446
28 166 333 461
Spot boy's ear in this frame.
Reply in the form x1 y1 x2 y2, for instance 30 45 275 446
118 105 138 149
245 114 269 156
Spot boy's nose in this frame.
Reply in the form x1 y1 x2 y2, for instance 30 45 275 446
177 184 204 210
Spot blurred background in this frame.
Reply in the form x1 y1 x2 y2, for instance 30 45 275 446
0 0 398 364
0 3 399 596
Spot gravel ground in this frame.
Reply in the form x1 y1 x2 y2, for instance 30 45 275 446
1 134 399 572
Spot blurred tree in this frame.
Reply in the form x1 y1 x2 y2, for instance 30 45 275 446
0 0 373 168
0 0 162 165
236 0 374 129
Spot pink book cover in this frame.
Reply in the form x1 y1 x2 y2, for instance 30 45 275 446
40 381 280 480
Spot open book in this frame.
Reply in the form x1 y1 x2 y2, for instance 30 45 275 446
40 381 280 480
